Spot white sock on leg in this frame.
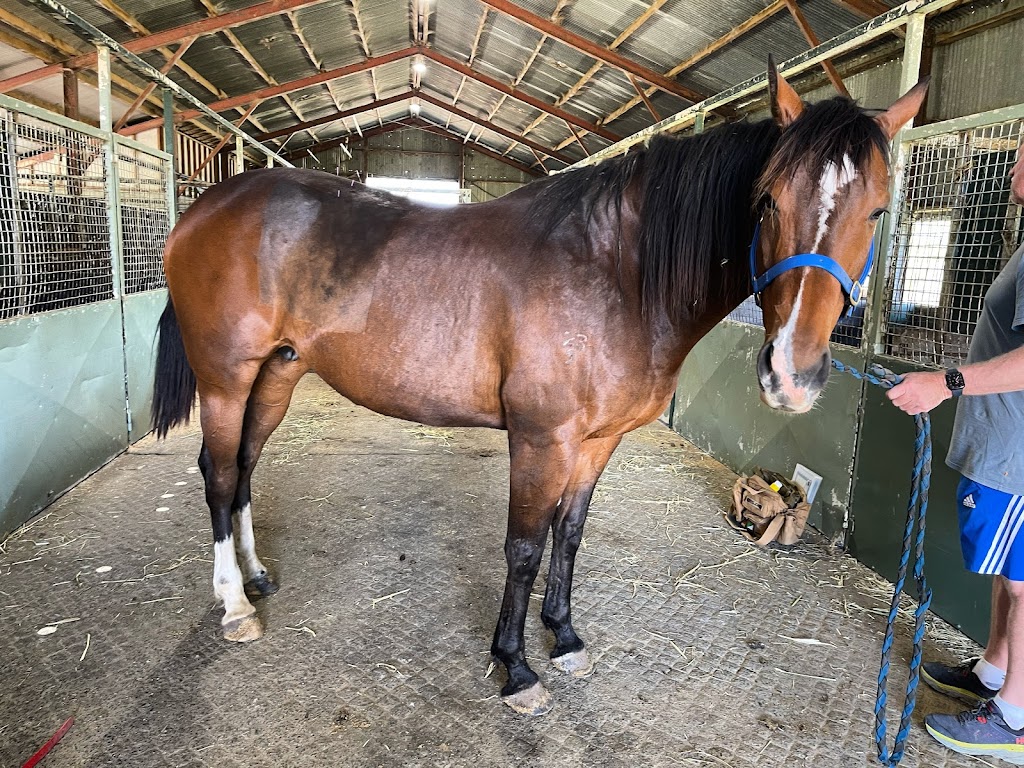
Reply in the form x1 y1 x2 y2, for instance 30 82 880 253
974 657 1007 690
995 695 1024 730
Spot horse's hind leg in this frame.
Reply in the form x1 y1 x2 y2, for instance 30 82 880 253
196 366 264 643
492 430 579 716
232 353 307 597
543 435 621 678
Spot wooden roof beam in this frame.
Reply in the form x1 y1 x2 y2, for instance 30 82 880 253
257 92 412 140
119 47 417 135
415 91 575 164
783 0 850 97
91 0 226 100
599 1 787 128
477 0 713 106
0 0 327 94
419 48 621 142
113 36 196 131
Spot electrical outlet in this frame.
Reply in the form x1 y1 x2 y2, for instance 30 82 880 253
792 464 822 505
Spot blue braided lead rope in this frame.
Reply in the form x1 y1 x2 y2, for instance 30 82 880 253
831 359 933 767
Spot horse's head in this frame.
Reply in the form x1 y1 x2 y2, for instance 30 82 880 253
751 64 929 413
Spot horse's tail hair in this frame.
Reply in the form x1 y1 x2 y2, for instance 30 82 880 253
152 297 196 439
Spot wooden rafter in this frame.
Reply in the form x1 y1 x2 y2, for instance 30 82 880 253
595 1 787 132
120 47 417 136
628 74 660 121
256 92 410 140
92 0 225 100
0 8 159 111
525 0 671 140
184 100 261 183
415 91 574 164
477 0 712 105
0 0 326 94
420 48 621 142
783 0 850 97
113 36 196 131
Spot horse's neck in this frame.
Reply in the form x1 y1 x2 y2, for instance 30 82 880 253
652 259 753 373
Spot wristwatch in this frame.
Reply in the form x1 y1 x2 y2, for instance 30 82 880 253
945 368 965 398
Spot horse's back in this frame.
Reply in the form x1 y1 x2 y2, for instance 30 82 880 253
164 168 663 434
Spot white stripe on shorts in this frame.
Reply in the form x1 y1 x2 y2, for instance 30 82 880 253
994 500 1024 575
980 495 1024 574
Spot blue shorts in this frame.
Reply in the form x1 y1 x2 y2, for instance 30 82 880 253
958 477 1024 581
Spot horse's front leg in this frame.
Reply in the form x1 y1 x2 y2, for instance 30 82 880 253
492 430 578 716
543 435 621 677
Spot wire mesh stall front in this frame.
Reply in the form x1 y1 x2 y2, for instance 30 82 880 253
117 142 171 294
882 119 1024 368
726 283 869 348
0 108 111 320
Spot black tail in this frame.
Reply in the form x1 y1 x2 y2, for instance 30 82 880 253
152 297 196 438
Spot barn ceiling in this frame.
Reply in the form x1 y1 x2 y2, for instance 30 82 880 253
0 0 991 174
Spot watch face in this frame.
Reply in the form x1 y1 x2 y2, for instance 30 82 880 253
946 369 965 391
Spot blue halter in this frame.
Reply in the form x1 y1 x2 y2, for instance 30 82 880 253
748 218 875 318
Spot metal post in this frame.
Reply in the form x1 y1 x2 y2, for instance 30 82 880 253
864 10 926 357
235 134 244 175
4 115 25 315
98 45 123 300
162 88 177 223
694 111 706 134
266 154 274 168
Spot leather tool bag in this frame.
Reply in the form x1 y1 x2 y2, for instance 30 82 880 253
726 469 811 547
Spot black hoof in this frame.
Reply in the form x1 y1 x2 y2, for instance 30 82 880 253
245 574 279 598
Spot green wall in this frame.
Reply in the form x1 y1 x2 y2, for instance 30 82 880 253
672 321 864 542
0 290 167 539
851 355 990 641
670 323 988 643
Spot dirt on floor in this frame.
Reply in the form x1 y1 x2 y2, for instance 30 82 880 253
0 374 984 767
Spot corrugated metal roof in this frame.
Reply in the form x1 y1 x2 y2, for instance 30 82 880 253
0 0 999 172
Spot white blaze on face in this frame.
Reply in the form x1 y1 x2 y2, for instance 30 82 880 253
769 277 806 387
214 535 255 625
812 154 857 252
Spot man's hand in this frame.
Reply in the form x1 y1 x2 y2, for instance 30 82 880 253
886 371 951 415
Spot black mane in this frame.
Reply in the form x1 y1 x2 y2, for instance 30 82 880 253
756 96 891 200
528 95 890 323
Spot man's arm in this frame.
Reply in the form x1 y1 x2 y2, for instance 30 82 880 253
887 344 1024 414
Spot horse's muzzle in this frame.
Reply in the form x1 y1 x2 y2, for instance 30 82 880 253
756 342 830 413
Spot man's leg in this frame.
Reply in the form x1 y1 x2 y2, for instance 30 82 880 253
995 578 1024 714
921 479 1011 703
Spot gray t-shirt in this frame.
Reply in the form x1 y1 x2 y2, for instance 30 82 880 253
946 240 1024 495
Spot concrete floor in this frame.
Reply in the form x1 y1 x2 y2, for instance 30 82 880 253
0 375 986 767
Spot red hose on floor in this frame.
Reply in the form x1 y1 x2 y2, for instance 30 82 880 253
21 717 74 768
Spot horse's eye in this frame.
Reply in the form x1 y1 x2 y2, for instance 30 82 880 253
869 207 888 221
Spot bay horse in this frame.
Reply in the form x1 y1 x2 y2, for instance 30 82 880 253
152 67 927 715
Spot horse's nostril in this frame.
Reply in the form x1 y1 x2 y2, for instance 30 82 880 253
757 342 775 377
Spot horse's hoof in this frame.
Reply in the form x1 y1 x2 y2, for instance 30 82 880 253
244 574 279 598
551 648 594 678
501 681 553 716
223 614 264 643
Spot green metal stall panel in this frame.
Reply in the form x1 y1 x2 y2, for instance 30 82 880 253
851 358 991 643
0 302 129 536
671 321 864 542
123 291 167 444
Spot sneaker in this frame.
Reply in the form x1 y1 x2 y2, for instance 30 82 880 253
925 700 1024 764
922 657 999 705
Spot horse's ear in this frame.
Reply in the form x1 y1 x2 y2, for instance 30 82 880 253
875 76 931 139
768 55 803 128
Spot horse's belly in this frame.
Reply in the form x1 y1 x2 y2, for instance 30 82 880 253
306 332 506 429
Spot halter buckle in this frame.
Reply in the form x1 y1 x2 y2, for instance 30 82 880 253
849 281 863 306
